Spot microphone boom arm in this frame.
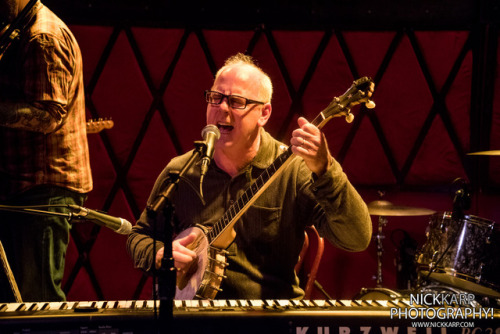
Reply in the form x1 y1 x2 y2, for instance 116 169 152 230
0 204 132 235
0 204 72 219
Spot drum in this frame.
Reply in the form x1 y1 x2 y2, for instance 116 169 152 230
416 212 500 297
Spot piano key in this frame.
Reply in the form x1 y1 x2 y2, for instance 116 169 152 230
227 300 238 308
249 300 265 308
238 300 249 307
27 303 40 311
351 300 365 306
266 300 280 308
45 302 61 310
400 299 413 307
211 300 225 308
117 300 133 309
356 299 373 307
337 300 352 307
66 302 77 310
301 300 313 307
200 300 211 308
373 300 389 307
184 300 198 308
5 303 23 312
77 301 94 308
39 302 50 310
20 303 33 311
105 301 118 309
276 300 291 308
327 300 338 307
312 300 327 308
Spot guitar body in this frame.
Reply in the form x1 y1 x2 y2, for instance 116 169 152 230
174 226 228 300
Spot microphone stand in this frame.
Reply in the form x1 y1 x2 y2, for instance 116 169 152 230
0 204 74 219
147 141 207 332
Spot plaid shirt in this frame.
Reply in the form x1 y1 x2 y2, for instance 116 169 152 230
0 1 92 199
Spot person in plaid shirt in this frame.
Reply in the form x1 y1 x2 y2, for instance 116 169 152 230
0 0 92 301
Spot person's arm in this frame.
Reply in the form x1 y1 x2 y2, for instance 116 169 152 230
306 158 372 251
0 101 62 133
0 33 71 133
126 165 199 275
292 117 372 251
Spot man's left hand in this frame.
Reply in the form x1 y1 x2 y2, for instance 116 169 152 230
291 117 332 176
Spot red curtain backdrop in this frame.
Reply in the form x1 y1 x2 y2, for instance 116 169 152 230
61 26 500 301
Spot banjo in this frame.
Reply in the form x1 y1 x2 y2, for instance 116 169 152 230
175 77 375 300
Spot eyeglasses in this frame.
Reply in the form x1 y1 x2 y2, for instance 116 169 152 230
205 90 265 110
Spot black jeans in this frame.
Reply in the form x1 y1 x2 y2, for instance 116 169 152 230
0 185 86 302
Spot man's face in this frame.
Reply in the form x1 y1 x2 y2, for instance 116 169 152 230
206 64 270 153
0 0 17 30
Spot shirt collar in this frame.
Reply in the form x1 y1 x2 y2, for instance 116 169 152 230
250 127 287 170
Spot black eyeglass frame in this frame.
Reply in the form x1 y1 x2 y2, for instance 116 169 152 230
204 90 266 110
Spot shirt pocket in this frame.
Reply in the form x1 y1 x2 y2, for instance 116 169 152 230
239 205 282 243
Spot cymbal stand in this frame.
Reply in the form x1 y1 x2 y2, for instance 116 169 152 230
373 215 388 287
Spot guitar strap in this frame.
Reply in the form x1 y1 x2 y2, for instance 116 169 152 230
0 0 39 58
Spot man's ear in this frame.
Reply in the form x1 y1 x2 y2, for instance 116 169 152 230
257 103 272 127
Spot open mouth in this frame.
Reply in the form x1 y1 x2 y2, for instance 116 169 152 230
217 123 234 133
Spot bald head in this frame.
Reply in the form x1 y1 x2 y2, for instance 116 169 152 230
214 53 273 103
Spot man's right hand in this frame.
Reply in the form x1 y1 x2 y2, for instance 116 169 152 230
155 231 198 273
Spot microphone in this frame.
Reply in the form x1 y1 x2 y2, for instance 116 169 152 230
200 124 220 177
68 205 132 235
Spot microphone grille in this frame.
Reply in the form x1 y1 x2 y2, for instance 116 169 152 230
202 124 220 140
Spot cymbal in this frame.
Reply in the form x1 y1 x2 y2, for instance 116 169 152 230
467 150 500 156
367 200 436 216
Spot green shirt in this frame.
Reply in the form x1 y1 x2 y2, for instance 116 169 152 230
127 129 372 299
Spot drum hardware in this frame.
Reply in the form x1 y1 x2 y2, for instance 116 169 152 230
368 201 435 288
374 215 387 287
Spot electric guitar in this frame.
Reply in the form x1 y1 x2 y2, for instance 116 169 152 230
175 77 376 300
86 118 114 134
